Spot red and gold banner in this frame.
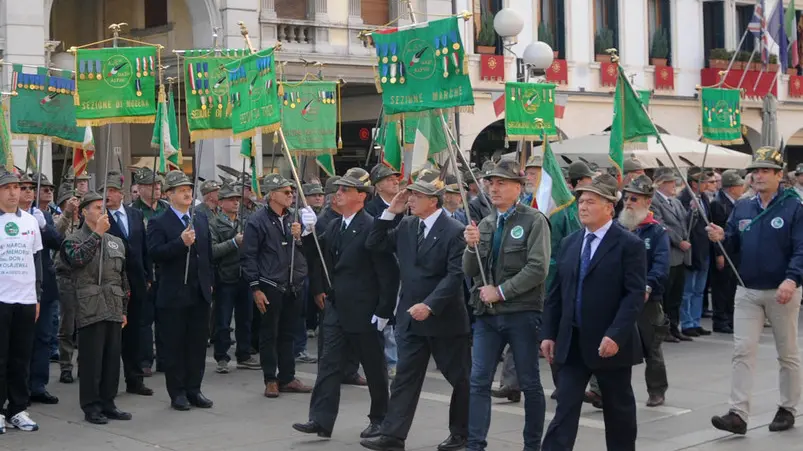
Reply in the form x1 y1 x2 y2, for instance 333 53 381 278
654 66 674 90
545 59 568 85
600 62 618 87
480 55 504 81
789 75 803 98
699 68 777 98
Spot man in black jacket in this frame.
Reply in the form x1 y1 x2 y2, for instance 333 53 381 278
361 179 470 451
293 168 399 439
102 172 153 396
709 170 744 334
241 174 311 398
364 165 402 226
146 171 214 411
677 167 715 337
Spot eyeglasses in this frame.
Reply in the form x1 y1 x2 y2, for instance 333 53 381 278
624 195 641 203
20 186 33 192
277 190 293 195
41 187 53 193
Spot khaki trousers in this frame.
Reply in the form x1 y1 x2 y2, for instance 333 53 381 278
730 286 802 421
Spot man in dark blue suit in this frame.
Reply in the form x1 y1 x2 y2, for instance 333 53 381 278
362 178 470 451
541 178 646 451
101 172 153 396
147 171 214 411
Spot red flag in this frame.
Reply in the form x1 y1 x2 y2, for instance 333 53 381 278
554 93 568 119
73 147 95 177
493 92 505 117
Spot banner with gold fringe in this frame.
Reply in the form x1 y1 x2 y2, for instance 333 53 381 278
700 87 743 145
73 46 159 126
504 82 557 141
10 65 86 147
224 47 281 139
280 80 340 155
371 17 474 120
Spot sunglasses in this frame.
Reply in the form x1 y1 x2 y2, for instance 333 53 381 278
41 187 53 193
624 195 641 203
277 190 293 195
20 186 33 192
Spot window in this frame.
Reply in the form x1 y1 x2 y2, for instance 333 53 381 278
703 0 725 58
361 0 389 26
276 0 308 20
539 0 566 59
144 0 168 29
736 4 755 52
647 0 671 63
594 0 619 54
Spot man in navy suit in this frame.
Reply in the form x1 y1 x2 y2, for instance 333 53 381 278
101 172 153 396
541 178 646 451
147 171 214 411
362 178 470 451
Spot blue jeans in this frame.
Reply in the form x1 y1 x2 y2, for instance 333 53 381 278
30 296 58 395
469 311 545 451
50 302 59 356
681 260 709 330
213 280 254 363
293 279 309 357
383 326 397 368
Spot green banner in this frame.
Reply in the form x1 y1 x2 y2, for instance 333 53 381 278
504 82 557 140
381 119 403 173
10 65 86 147
183 49 250 141
316 153 335 177
74 47 158 126
0 102 14 172
281 81 338 154
701 88 743 145
372 17 474 119
224 47 281 139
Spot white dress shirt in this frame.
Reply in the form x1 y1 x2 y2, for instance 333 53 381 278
582 219 613 260
110 206 128 237
379 208 442 239
341 212 357 229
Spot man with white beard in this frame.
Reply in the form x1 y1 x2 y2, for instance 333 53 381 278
521 155 542 208
617 175 671 407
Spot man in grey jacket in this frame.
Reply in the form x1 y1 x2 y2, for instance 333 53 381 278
650 167 693 342
463 160 551 451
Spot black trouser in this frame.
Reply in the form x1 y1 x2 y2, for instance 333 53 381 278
158 298 210 401
711 263 737 329
122 291 145 388
663 265 686 332
78 320 122 414
309 303 389 432
0 303 36 418
638 298 669 397
251 303 262 352
380 332 470 440
259 285 298 385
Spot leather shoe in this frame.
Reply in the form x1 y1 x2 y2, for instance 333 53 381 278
769 407 795 432
59 371 74 384
437 434 467 451
360 422 382 438
342 374 368 386
695 327 712 336
142 367 153 378
102 408 132 420
171 395 191 411
126 384 154 396
292 420 332 438
663 334 680 343
265 381 280 398
360 435 406 451
583 391 601 405
681 328 700 337
188 393 213 408
646 393 665 407
85 412 108 425
30 391 59 404
491 386 521 402
711 411 747 435
714 325 734 334
280 379 312 393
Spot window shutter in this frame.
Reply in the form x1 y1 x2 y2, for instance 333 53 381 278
361 0 389 26
276 0 307 20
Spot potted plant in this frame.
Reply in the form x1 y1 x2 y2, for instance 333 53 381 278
594 28 614 62
767 53 779 72
538 22 558 59
731 51 748 70
708 48 729 69
649 29 669 66
476 13 497 54
788 57 798 76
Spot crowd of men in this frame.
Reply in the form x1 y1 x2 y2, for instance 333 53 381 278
0 145 801 451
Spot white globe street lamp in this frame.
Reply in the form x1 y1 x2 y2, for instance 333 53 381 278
493 8 524 39
523 41 555 71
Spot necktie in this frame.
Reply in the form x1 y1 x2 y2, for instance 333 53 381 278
341 219 348 234
114 211 128 238
182 214 190 228
417 221 426 248
491 214 506 264
575 233 597 326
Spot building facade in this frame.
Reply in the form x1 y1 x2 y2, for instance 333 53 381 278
1 0 802 185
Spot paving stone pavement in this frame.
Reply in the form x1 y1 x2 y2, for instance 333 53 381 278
2 317 802 450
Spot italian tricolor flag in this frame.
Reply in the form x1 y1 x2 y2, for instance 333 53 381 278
535 137 575 217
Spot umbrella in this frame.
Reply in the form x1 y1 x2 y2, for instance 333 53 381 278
761 94 780 149
501 133 752 169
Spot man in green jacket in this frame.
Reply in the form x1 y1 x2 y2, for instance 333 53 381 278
463 160 551 451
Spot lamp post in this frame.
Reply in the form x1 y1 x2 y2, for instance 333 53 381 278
523 41 555 82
